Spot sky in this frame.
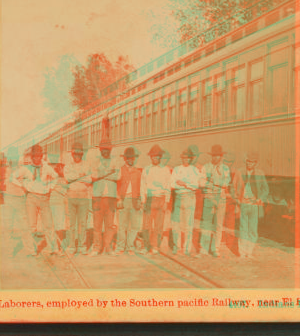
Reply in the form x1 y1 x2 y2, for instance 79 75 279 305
1 0 179 150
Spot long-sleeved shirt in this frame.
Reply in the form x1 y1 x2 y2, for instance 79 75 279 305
141 164 171 203
91 158 120 198
200 162 230 198
64 160 92 199
5 166 26 196
171 165 202 194
16 164 58 195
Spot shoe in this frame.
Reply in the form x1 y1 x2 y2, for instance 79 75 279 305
27 252 38 257
138 248 148 255
89 250 99 257
113 250 124 256
106 250 117 256
66 248 76 255
151 248 159 255
127 250 135 256
211 252 220 258
79 248 88 255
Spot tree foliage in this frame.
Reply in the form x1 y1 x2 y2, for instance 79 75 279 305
70 54 135 109
149 0 263 48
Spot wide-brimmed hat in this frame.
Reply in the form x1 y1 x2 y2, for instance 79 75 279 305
180 148 195 158
31 144 43 155
187 145 201 157
72 142 84 153
99 139 113 150
208 144 226 156
122 147 139 158
148 145 164 157
245 151 259 162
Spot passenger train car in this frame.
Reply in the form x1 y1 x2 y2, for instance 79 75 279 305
5 0 299 242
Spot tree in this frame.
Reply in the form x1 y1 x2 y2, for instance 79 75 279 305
42 54 81 121
70 53 135 109
149 0 270 47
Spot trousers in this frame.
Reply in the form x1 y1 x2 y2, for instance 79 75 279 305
171 192 196 254
200 195 226 254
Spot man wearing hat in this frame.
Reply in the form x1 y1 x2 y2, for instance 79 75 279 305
140 144 171 254
236 151 269 258
197 144 230 258
64 142 91 255
222 151 243 251
3 146 35 256
114 146 143 255
171 148 202 255
20 144 59 256
90 139 120 256
187 145 204 254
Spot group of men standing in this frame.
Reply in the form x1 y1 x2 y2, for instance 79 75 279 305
2 140 269 260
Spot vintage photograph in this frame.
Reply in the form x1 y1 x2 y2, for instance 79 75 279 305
0 0 299 321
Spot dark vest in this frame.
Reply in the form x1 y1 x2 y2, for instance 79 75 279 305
241 169 258 199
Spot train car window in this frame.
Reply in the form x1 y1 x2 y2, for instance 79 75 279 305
214 73 226 124
168 93 176 131
115 116 119 141
134 108 139 138
161 96 168 134
110 118 115 141
145 104 151 136
232 66 246 122
178 89 187 129
249 59 264 118
188 83 199 128
124 112 129 139
203 78 212 127
267 46 289 116
140 106 146 137
119 114 124 140
152 100 159 135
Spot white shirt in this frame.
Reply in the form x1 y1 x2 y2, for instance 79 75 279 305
141 164 171 203
171 165 201 194
201 162 230 198
64 160 91 198
19 164 58 195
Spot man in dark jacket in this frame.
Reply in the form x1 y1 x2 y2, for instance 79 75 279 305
114 147 142 255
236 151 269 258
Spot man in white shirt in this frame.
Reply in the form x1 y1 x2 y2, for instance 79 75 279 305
197 144 230 258
236 151 269 258
171 148 202 256
3 146 34 256
90 140 120 256
64 142 91 255
140 145 171 255
20 144 58 256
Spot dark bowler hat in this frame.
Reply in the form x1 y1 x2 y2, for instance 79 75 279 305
187 145 201 157
122 147 139 158
148 144 165 157
72 142 84 153
99 139 113 150
180 148 195 158
31 144 43 155
208 144 226 156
